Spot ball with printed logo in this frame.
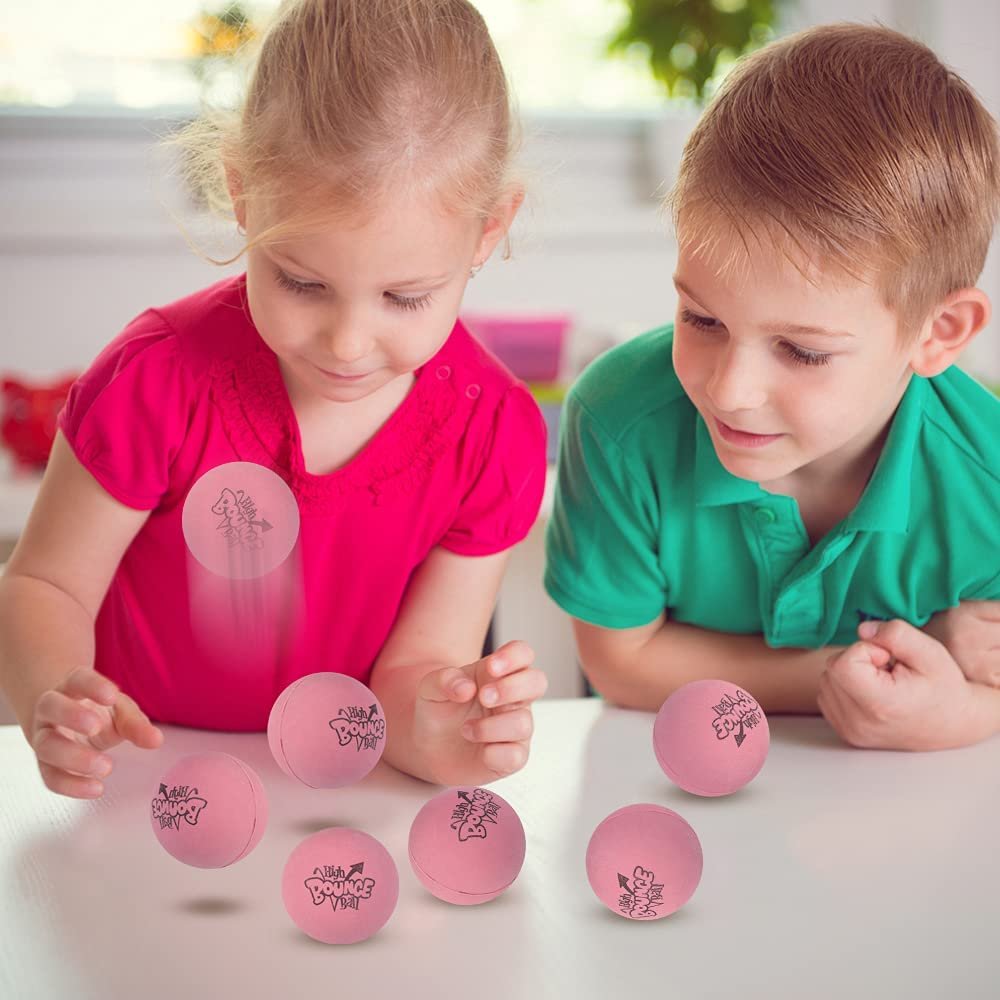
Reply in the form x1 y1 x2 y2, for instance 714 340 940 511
182 461 300 579
150 752 268 868
408 787 526 905
268 673 387 788
586 804 702 920
282 827 399 944
653 679 770 797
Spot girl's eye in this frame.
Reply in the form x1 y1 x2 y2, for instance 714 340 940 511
275 270 322 295
780 342 832 367
385 292 432 312
680 307 718 331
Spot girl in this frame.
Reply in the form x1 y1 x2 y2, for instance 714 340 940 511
0 0 548 797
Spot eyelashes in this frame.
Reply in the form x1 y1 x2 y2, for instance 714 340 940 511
273 268 432 311
679 308 832 367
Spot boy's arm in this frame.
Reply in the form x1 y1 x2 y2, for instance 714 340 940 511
573 613 837 714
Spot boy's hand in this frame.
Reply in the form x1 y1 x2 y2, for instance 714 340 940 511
923 601 1000 688
818 619 978 751
30 667 164 799
412 640 547 787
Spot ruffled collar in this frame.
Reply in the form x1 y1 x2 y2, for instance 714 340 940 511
209 276 469 511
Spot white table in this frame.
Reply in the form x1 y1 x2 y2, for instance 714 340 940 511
2 700 998 1000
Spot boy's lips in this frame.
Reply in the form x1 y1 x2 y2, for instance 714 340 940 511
714 418 784 448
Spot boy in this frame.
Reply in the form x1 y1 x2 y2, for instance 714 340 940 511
545 23 1000 750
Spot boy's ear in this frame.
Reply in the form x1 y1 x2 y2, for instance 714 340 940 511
473 185 525 267
224 164 247 230
910 287 991 377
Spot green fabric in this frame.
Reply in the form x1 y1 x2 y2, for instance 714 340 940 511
544 325 1000 647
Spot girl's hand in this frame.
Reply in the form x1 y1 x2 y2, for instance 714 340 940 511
413 640 548 787
30 667 164 799
923 601 1000 688
818 619 978 751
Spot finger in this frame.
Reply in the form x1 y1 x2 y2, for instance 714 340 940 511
37 761 104 799
59 667 119 708
34 727 114 780
480 741 529 778
110 693 164 750
417 666 477 705
462 707 534 744
858 618 950 672
33 690 105 741
826 642 894 698
479 640 535 682
478 668 548 709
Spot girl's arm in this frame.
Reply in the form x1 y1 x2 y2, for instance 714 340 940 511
369 546 548 787
573 613 836 714
0 432 162 796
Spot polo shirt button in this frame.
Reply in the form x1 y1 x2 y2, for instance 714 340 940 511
466 384 481 399
436 365 451 380
755 507 776 524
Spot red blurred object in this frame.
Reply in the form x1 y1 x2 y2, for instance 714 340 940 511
1 374 78 470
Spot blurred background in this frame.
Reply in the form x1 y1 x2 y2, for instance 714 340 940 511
1 0 998 711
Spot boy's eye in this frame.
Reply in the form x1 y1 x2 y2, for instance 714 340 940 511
680 307 718 331
275 269 322 295
780 342 832 367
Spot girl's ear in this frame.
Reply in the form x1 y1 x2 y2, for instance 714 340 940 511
224 165 247 230
473 185 525 267
909 287 991 378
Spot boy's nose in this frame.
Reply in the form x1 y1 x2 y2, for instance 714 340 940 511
704 348 768 413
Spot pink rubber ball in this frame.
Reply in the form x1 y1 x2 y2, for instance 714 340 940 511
268 673 387 788
408 787 526 905
586 804 702 920
282 827 399 944
150 752 268 868
653 679 770 796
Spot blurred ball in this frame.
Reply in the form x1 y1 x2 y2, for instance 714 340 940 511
268 673 387 788
182 461 300 579
586 804 702 920
282 827 399 944
408 787 526 905
653 679 770 796
150 752 268 868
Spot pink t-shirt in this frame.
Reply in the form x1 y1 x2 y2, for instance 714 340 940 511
58 274 547 731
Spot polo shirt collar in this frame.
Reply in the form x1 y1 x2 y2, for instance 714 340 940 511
693 374 926 533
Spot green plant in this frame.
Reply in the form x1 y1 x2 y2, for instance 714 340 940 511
609 0 791 103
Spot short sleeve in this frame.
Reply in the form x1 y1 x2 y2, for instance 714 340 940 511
58 310 194 510
544 390 666 629
440 384 547 556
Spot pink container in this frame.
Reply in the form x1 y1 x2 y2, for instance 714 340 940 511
268 673 387 789
408 787 526 905
282 827 399 944
653 679 770 797
461 313 571 383
586 804 702 920
150 752 268 868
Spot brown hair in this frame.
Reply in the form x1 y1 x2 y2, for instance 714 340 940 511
166 0 518 261
667 22 1000 334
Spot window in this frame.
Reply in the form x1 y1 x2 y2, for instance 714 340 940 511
0 0 667 114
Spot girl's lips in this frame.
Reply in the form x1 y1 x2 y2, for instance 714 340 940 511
316 365 371 382
714 418 784 448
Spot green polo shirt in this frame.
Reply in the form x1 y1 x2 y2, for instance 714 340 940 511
544 325 1000 647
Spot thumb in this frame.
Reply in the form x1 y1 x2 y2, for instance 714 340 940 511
858 618 953 674
417 666 477 705
111 693 164 750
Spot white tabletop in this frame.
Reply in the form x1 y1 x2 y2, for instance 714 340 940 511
2 699 998 1000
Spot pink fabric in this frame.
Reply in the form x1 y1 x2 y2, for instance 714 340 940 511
58 275 547 731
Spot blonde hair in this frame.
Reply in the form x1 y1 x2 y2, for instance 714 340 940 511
667 23 1000 335
167 0 517 261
